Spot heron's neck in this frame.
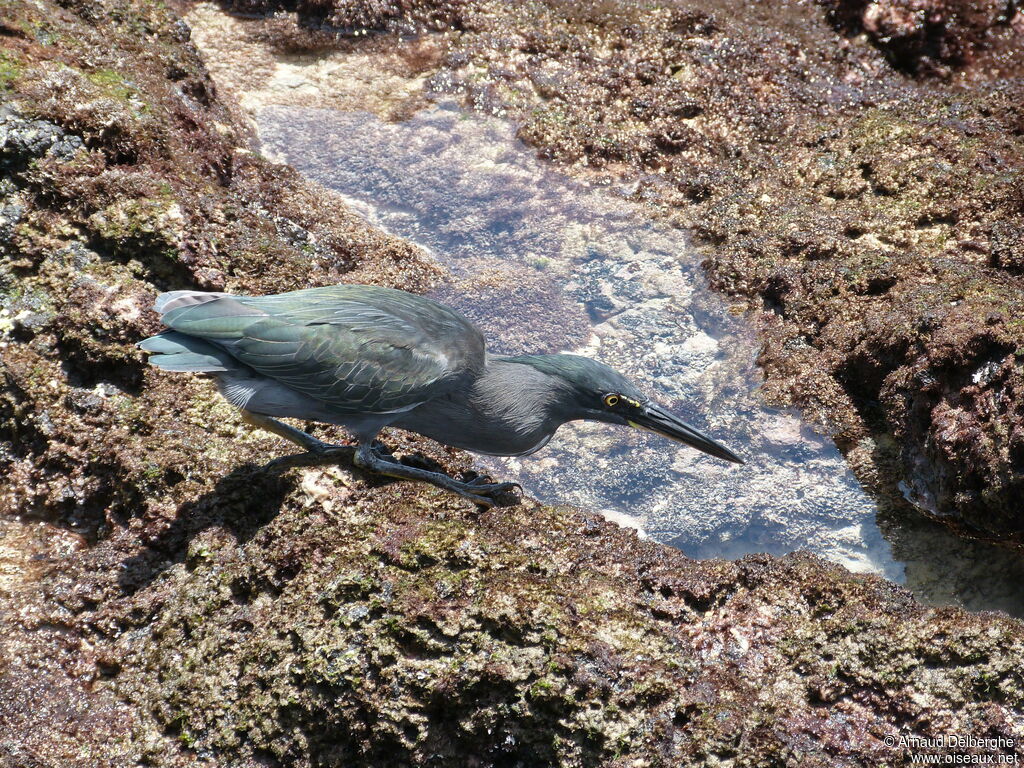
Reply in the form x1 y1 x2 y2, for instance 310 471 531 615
470 356 574 433
388 355 574 456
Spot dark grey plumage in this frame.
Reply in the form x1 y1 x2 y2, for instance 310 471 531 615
140 285 742 505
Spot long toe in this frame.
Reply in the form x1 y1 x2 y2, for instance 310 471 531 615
460 479 522 498
265 453 311 472
353 445 520 507
450 488 498 509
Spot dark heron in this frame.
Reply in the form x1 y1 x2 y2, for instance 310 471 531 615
139 285 743 505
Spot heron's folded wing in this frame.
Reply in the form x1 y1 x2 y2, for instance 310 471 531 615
161 290 483 414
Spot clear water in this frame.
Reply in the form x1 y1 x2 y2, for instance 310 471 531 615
254 101 1024 616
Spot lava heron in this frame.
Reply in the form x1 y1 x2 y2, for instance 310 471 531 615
139 285 743 505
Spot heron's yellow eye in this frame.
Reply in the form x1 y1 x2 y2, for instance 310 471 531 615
603 393 620 407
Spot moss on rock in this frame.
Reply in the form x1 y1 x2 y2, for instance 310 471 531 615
81 479 1023 766
2 1 1024 766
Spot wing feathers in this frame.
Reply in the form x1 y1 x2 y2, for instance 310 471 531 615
154 290 232 315
145 285 485 415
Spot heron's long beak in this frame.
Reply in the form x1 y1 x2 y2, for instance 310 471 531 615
629 403 744 464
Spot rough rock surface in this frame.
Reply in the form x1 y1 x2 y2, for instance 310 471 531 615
74 481 1024 766
819 0 1024 77
218 0 1024 543
2 0 1024 766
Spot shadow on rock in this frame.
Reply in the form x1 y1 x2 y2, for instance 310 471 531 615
116 446 519 594
117 463 296 595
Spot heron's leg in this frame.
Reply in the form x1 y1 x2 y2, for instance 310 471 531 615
241 410 348 455
354 444 519 508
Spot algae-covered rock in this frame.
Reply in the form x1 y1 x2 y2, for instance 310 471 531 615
2 1 1024 766
90 476 1022 766
819 0 1024 77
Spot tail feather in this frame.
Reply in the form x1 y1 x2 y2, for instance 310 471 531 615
138 331 239 373
154 290 233 316
162 296 263 339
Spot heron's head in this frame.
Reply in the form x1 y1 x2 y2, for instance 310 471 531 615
509 354 744 464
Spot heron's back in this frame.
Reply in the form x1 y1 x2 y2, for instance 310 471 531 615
140 285 487 426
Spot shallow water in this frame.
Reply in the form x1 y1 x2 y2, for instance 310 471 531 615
255 101 1024 616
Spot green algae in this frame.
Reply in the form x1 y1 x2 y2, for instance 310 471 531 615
85 68 141 105
0 50 24 91
97 480 1024 766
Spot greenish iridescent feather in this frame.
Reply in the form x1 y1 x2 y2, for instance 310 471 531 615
157 285 485 415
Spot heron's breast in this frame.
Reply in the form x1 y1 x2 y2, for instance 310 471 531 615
390 398 554 457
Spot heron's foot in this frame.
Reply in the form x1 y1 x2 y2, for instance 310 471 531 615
442 477 521 507
432 476 522 508
462 475 522 495
355 446 520 508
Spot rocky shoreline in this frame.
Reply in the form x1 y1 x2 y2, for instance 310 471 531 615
213 0 1024 543
1 0 1023 765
